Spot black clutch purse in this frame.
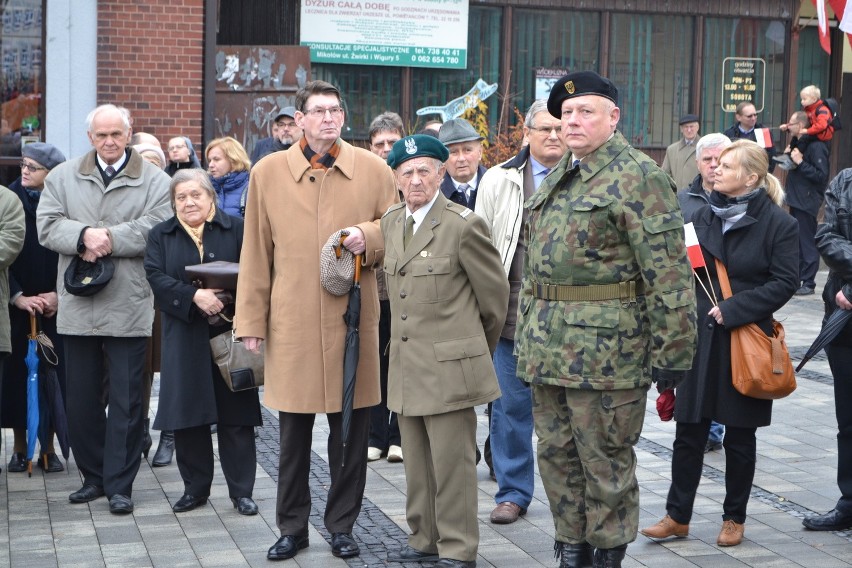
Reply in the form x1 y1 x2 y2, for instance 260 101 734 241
184 261 239 290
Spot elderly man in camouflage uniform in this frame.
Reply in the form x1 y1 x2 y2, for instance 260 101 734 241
516 71 696 568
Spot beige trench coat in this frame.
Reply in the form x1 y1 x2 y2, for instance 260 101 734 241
235 140 398 413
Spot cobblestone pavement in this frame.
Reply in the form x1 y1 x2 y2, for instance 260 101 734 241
0 269 850 567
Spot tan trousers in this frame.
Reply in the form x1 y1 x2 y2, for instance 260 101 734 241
398 407 478 562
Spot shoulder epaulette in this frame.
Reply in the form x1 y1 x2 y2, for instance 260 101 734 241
445 201 473 219
382 202 406 218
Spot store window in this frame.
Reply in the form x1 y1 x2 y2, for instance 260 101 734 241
311 65 402 140
410 6 502 137
703 18 787 136
0 0 43 183
608 14 694 147
511 9 600 114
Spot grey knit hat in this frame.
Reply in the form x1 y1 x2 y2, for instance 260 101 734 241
22 142 66 170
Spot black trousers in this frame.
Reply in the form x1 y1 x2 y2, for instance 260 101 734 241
174 424 256 498
64 335 146 497
790 207 819 289
667 418 757 524
369 300 400 450
275 407 370 536
826 343 852 512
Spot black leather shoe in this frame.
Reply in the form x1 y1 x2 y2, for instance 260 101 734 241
592 545 626 568
387 545 440 562
331 532 360 558
434 559 476 568
267 535 309 561
231 497 258 515
152 430 174 467
172 494 208 513
69 484 105 503
7 452 27 473
109 494 134 515
38 452 64 473
803 508 852 531
555 541 593 568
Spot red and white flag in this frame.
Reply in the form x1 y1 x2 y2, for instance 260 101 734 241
835 0 852 34
816 0 832 54
683 222 705 269
755 127 774 149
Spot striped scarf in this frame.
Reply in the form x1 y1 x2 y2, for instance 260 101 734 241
300 137 341 170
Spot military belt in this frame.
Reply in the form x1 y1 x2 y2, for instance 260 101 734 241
531 280 644 304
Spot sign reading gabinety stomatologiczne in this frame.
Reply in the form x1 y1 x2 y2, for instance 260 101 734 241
300 0 469 70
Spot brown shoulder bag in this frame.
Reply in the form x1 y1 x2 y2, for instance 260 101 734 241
714 258 796 400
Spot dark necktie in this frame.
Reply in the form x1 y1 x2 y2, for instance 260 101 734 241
403 216 415 249
458 183 470 206
104 165 116 177
572 160 581 169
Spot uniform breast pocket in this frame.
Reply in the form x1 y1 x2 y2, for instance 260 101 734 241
568 197 613 249
410 256 452 303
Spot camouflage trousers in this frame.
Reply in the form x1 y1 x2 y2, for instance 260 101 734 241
532 383 647 549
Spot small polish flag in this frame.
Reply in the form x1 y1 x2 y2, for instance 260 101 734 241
755 127 774 149
683 222 705 269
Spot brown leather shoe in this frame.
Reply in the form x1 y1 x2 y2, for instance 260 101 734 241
717 519 744 546
490 501 526 524
640 515 689 539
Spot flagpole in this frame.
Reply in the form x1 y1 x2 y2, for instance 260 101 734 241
703 265 718 306
692 268 717 306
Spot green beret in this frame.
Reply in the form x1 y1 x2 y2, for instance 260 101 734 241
547 71 619 118
387 134 449 169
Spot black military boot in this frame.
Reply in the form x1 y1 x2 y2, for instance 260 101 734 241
554 541 593 568
142 418 152 458
152 430 174 467
592 544 626 568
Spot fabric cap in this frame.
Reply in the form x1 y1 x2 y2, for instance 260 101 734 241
22 142 66 170
133 143 166 169
547 71 619 118
320 230 355 296
274 106 297 121
438 118 484 146
64 256 115 297
386 134 450 169
679 114 699 125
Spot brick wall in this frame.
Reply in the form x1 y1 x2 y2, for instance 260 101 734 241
97 0 205 152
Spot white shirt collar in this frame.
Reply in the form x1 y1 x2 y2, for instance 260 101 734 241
97 150 128 173
452 171 478 191
405 189 441 234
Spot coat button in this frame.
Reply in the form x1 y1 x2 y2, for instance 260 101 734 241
173 299 179 306
400 270 406 276
400 291 407 298
208 253 215 258
401 336 408 342
427 266 433 272
401 314 407 320
706 322 714 329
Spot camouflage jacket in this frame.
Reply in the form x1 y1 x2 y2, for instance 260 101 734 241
516 131 696 390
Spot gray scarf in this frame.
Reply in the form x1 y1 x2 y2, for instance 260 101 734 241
708 187 764 220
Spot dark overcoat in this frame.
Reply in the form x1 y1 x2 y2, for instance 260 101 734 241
2 178 64 429
144 209 261 431
674 191 798 428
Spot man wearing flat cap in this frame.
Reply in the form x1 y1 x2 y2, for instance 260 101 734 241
382 134 508 568
438 118 487 209
662 114 701 190
515 70 696 567
38 104 172 514
251 106 303 164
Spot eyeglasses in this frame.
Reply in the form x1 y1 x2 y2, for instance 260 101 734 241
167 144 187 151
302 106 344 119
20 160 47 172
529 125 560 135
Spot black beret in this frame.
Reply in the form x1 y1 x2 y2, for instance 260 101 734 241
387 135 449 169
64 256 115 297
679 114 699 125
547 71 619 118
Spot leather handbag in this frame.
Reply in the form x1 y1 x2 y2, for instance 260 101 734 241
185 261 239 290
209 328 264 392
714 258 796 400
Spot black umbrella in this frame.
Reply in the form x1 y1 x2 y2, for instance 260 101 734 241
796 307 852 372
337 235 362 469
33 317 70 463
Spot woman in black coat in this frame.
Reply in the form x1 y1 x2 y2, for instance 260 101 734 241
641 140 799 547
144 168 261 515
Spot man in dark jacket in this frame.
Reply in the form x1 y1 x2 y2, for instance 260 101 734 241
723 101 777 172
783 111 830 296
808 169 852 532
677 133 732 222
438 118 487 210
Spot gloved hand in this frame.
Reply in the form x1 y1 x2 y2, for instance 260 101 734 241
652 368 686 393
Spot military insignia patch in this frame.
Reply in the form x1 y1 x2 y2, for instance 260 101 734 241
405 138 417 155
565 81 575 94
